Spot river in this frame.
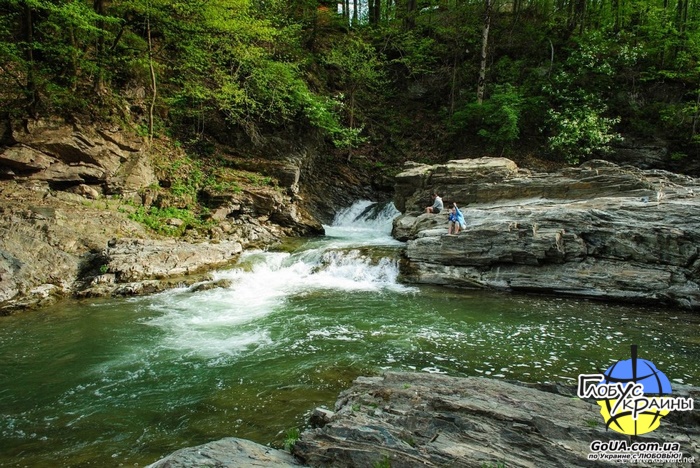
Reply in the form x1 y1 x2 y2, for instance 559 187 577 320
1 200 698 467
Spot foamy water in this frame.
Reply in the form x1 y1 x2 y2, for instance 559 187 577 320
142 201 411 357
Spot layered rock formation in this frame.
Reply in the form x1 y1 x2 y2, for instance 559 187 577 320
147 437 301 468
0 118 328 311
148 372 699 467
0 182 277 311
393 157 700 308
0 118 156 196
294 372 699 467
77 238 245 298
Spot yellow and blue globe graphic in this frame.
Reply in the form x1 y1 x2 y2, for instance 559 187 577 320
597 357 673 435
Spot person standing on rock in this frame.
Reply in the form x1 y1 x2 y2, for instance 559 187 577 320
426 193 443 214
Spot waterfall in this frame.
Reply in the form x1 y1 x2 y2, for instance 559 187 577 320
144 200 409 356
322 200 401 245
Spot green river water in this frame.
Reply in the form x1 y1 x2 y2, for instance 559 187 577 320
1 201 698 467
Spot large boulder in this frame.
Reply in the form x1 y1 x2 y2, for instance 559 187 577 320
101 238 243 283
394 158 700 308
294 372 699 467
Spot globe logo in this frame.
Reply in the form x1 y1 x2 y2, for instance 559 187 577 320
597 348 673 436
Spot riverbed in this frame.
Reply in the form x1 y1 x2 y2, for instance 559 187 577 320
1 201 698 467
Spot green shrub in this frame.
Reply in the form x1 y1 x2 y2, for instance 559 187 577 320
451 84 524 154
128 206 204 236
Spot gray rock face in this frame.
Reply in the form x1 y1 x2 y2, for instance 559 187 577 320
0 119 325 310
394 158 700 308
609 137 669 169
0 183 279 311
1 118 156 195
294 372 699 467
103 238 242 282
147 437 301 467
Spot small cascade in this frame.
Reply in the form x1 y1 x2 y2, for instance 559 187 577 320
145 200 408 355
323 200 401 244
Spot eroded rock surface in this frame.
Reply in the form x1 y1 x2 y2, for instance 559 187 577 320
147 437 301 468
0 182 295 311
294 372 700 467
2 118 156 196
0 119 330 311
394 158 700 308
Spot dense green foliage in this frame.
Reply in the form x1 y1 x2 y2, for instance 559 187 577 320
2 0 700 165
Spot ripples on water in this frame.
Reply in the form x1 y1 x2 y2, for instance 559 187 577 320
0 200 698 466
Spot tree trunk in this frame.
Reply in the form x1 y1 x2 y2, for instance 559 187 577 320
69 27 78 92
692 88 700 139
578 0 587 33
353 0 358 25
676 0 686 31
404 0 417 29
22 2 37 116
147 15 157 144
93 0 106 94
477 0 491 105
450 54 458 115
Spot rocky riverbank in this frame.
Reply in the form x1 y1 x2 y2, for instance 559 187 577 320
0 118 381 312
0 179 295 312
148 371 700 467
393 157 700 309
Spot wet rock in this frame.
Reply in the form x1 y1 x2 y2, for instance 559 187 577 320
394 158 700 308
309 408 335 428
294 372 700 468
146 437 301 468
189 278 233 292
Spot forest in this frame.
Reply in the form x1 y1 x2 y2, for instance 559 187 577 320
2 0 700 170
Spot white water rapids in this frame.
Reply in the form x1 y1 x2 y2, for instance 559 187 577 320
143 200 412 358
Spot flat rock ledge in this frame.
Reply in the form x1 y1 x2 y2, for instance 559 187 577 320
76 238 243 299
147 437 301 467
393 157 700 308
148 372 699 467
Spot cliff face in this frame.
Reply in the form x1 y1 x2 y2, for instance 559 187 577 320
393 157 700 308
